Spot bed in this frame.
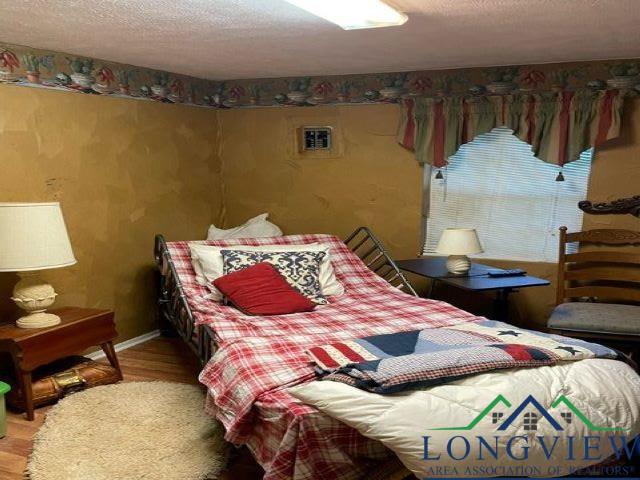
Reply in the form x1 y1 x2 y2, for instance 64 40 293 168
155 228 480 479
154 228 640 479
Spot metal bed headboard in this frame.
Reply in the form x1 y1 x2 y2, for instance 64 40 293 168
154 227 418 364
344 226 418 297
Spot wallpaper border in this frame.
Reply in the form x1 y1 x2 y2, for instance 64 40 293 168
1 41 639 109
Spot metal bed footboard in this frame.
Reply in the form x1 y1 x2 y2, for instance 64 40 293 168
154 227 417 364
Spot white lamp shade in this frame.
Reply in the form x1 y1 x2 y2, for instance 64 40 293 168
0 202 76 272
435 228 483 255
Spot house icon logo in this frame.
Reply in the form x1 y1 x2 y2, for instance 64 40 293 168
431 394 626 432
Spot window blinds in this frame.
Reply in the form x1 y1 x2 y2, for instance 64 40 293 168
424 127 592 262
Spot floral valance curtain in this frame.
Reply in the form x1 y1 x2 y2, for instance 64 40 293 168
397 90 624 168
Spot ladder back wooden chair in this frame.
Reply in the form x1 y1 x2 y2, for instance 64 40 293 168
548 227 640 351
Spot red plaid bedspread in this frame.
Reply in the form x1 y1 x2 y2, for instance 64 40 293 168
166 234 481 480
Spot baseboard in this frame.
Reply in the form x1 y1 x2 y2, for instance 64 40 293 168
87 330 161 360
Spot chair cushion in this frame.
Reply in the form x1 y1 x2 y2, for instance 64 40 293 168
548 302 640 335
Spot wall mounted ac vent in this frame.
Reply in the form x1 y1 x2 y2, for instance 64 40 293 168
301 126 332 151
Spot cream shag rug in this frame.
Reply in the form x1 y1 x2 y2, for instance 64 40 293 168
28 382 229 480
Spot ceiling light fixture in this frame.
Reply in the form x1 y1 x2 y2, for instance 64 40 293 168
285 0 408 30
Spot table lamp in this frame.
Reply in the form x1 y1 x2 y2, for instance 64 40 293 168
435 228 483 275
0 203 76 328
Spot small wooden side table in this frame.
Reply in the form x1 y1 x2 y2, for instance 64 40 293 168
0 307 121 420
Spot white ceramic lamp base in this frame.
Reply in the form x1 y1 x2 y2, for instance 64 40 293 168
445 255 471 275
16 312 61 328
11 272 60 329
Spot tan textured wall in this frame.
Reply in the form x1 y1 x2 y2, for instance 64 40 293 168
585 99 640 232
219 99 640 328
218 104 423 256
0 85 222 341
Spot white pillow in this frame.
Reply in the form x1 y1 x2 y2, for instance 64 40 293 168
207 213 283 240
189 243 344 301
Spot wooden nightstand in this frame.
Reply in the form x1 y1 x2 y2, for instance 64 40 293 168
0 307 122 420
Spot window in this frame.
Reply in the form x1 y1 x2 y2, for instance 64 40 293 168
423 127 593 262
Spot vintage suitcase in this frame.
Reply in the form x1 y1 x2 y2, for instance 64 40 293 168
6 355 120 411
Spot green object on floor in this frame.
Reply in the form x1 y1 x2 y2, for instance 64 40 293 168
0 381 10 438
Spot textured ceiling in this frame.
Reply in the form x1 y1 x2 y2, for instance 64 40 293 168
0 0 639 81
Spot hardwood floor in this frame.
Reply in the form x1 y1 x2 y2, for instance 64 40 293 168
0 337 264 480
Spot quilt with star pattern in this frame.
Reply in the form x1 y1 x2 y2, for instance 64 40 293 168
307 320 620 393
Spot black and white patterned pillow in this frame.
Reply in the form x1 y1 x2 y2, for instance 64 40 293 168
220 250 327 305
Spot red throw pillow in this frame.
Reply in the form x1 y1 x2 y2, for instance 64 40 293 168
213 262 316 315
